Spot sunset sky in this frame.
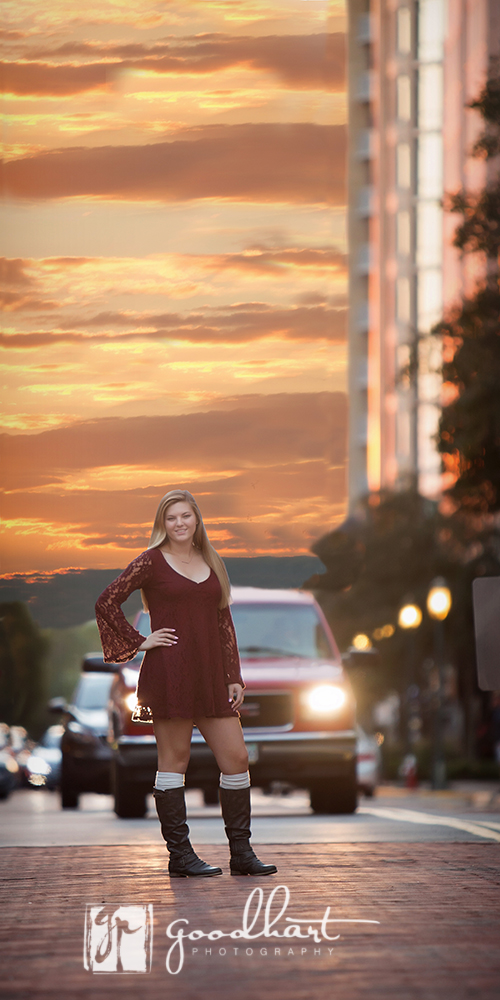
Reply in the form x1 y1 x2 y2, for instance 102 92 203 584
1 0 347 575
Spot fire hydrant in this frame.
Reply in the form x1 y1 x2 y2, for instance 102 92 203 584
399 753 418 788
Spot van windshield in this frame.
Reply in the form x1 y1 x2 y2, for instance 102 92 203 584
231 603 335 660
73 673 114 710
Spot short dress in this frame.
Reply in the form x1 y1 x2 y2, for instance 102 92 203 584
94 547 244 720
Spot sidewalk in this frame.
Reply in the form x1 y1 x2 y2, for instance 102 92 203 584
375 779 500 810
1 841 499 1000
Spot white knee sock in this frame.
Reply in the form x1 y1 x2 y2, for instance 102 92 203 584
154 771 185 790
219 771 251 789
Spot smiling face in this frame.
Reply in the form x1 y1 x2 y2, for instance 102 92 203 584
163 500 198 547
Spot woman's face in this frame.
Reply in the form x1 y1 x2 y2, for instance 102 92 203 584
163 501 198 546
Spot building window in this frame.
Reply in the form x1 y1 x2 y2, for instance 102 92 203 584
396 143 411 188
357 13 373 44
396 277 411 322
397 7 412 54
397 76 412 120
397 211 411 255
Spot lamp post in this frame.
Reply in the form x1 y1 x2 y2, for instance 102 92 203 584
398 602 422 754
427 578 452 790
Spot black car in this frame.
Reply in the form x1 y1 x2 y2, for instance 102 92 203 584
57 658 116 809
0 750 20 800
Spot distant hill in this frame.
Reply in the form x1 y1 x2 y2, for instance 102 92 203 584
0 556 324 628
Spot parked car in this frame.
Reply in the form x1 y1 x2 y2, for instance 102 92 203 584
0 724 24 797
0 752 20 799
56 661 116 808
24 725 64 790
356 725 382 797
0 725 20 800
108 586 367 818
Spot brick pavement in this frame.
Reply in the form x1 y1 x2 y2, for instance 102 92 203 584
0 842 499 1000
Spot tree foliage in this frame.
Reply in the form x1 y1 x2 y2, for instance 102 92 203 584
305 490 500 745
0 601 49 737
435 68 500 512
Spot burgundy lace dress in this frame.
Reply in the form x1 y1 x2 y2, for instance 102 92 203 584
95 547 244 720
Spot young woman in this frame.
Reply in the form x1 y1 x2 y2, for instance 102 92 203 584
95 489 277 879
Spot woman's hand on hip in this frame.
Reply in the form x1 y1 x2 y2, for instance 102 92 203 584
139 628 177 650
227 683 244 710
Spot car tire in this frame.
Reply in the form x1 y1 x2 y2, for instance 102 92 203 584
113 761 147 819
61 783 79 809
202 784 220 806
60 758 79 809
309 777 358 815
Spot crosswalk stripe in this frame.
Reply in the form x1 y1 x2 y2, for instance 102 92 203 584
358 805 500 842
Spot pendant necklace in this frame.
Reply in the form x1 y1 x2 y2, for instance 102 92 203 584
177 544 195 564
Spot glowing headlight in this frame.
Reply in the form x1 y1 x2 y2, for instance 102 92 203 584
305 684 346 714
27 755 51 776
0 752 19 773
125 692 138 712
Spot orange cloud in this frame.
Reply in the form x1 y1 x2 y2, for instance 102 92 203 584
0 258 35 284
0 394 346 567
0 60 109 96
3 33 345 96
0 302 346 348
0 391 346 491
1 123 346 204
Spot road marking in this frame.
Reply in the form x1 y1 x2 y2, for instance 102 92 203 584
465 817 500 832
358 805 500 842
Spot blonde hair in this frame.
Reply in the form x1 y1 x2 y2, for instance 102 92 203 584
142 489 231 611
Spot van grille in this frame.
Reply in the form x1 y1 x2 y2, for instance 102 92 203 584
238 693 293 728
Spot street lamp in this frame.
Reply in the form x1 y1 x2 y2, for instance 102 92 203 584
427 577 452 790
398 602 423 755
427 582 452 621
398 603 423 630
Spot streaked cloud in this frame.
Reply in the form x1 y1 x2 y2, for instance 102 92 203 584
0 392 346 568
1 391 345 487
1 0 347 574
2 123 345 204
2 33 345 96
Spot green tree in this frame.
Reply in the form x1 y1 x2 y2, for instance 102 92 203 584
435 68 500 512
305 490 500 757
0 602 50 738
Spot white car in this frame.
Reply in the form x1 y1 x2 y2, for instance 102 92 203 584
356 725 382 797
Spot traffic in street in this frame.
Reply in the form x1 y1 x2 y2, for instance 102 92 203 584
2 781 500 848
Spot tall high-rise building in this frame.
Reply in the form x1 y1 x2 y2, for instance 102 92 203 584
347 0 500 509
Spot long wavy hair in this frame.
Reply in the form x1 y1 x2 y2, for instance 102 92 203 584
141 489 231 611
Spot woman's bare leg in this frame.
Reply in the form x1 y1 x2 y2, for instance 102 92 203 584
153 717 194 773
152 716 223 877
197 716 277 875
194 716 249 774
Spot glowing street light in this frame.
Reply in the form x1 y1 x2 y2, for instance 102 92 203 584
398 602 423 756
352 633 372 650
427 580 452 621
398 603 423 630
427 578 452 789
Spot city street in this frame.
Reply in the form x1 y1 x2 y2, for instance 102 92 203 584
1 783 499 1000
2 783 500 847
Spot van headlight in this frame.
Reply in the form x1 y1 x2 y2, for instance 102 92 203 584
125 692 138 713
304 684 346 714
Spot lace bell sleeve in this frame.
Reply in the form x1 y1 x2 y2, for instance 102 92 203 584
218 605 245 687
95 550 153 663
